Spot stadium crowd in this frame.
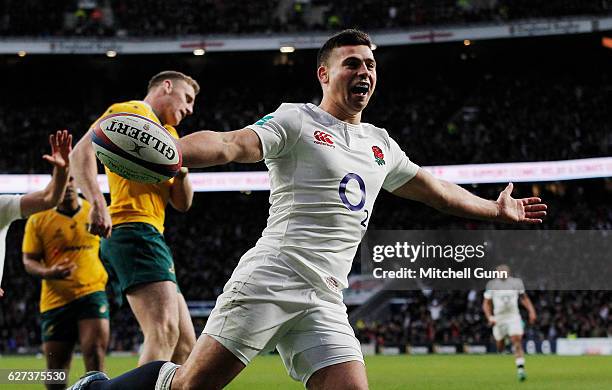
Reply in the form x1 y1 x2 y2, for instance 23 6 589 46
1 67 610 173
1 0 610 37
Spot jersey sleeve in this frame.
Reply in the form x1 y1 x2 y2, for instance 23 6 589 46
516 278 526 294
246 103 303 159
22 215 43 254
382 136 420 192
0 195 23 228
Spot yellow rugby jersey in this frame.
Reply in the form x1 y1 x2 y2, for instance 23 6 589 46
92 100 177 233
22 200 107 313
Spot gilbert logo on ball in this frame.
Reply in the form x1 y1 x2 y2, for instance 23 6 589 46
91 113 182 183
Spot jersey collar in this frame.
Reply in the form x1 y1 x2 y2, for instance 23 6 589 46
307 103 363 134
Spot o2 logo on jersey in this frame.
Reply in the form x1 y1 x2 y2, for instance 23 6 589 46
313 130 335 148
339 173 369 227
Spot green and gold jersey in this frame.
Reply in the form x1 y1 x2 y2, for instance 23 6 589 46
91 100 178 233
22 200 107 313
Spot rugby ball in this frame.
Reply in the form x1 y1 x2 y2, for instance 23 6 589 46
91 113 182 183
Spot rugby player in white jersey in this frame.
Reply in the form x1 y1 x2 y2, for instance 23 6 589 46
483 265 537 381
0 130 72 298
69 29 547 390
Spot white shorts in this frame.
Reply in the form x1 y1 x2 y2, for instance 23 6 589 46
492 316 524 341
203 253 364 385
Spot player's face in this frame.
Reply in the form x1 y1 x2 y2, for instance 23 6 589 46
159 79 196 126
322 45 377 114
62 177 77 202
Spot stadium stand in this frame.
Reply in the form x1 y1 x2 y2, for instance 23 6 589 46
1 0 610 36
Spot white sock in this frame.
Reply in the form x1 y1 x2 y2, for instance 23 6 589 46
155 362 180 390
515 357 525 368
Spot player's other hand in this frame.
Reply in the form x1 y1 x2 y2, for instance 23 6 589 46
496 183 547 224
43 130 73 169
0 287 4 298
487 317 496 326
88 202 112 238
45 258 77 279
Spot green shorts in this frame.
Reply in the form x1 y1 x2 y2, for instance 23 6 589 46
101 222 179 306
40 291 109 343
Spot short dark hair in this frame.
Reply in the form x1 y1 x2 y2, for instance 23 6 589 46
147 70 200 94
317 29 372 67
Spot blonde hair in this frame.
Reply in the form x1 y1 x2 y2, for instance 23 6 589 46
147 70 200 95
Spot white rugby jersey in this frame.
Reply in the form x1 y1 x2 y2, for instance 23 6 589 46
483 277 525 320
246 103 419 294
0 195 22 285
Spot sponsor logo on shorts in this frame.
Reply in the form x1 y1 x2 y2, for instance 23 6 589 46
99 305 108 314
168 266 175 274
324 276 341 293
314 130 335 148
44 325 54 336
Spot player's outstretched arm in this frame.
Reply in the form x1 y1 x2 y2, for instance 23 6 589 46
177 128 263 168
520 293 537 324
70 129 112 238
20 130 72 218
392 169 547 224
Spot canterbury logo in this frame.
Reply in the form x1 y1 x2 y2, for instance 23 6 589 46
314 130 335 148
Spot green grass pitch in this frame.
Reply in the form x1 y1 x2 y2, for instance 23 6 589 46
1 354 611 389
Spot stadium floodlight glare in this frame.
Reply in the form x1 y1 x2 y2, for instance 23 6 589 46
106 50 117 58
280 46 295 53
464 39 471 46
17 50 26 57
193 48 205 56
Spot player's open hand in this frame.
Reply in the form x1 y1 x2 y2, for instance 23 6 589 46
45 258 77 279
43 130 72 169
496 183 547 224
88 202 112 238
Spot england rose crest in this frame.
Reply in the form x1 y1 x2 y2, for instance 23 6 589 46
372 146 385 166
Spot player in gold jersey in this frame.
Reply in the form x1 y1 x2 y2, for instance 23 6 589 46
23 177 108 389
70 71 198 366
